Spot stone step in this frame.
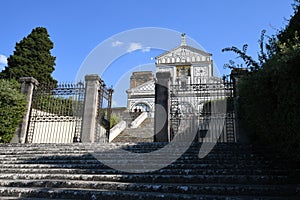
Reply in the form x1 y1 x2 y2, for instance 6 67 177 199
0 160 280 172
111 131 154 143
0 143 263 151
0 180 297 197
0 166 289 176
111 118 153 143
0 148 265 156
0 158 287 171
139 118 154 126
0 173 290 184
0 144 268 154
0 187 201 200
0 163 278 173
0 153 270 162
0 143 298 199
0 148 277 158
2 186 288 200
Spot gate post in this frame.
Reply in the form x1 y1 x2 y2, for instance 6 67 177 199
230 68 248 97
11 77 39 143
154 71 171 142
230 68 248 143
81 74 100 143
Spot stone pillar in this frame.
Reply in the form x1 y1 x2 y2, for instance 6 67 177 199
106 88 113 140
11 77 39 143
230 68 248 97
230 68 248 144
154 71 171 142
81 74 100 143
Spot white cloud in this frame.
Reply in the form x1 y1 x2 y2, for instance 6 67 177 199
127 42 142 53
112 40 123 47
0 54 7 65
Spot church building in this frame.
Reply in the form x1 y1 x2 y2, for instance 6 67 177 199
126 33 221 117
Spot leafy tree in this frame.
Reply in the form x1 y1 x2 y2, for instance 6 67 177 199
110 113 120 128
222 1 300 162
276 0 300 49
0 27 57 85
0 79 27 143
221 30 271 71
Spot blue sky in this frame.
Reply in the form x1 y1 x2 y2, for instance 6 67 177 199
0 0 295 106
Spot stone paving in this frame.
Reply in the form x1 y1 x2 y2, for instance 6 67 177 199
0 142 299 199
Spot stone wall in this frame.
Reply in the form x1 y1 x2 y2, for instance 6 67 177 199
130 71 154 89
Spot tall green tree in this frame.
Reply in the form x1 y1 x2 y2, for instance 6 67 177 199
0 27 57 85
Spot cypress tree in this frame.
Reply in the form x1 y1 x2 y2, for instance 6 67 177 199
0 27 57 85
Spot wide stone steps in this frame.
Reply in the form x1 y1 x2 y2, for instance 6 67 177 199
3 186 283 200
0 143 299 199
112 118 154 143
111 130 154 143
0 173 289 184
0 179 295 196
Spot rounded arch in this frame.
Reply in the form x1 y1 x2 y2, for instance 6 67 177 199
130 102 152 113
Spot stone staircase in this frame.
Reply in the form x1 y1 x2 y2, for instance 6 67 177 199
0 142 299 199
112 118 154 143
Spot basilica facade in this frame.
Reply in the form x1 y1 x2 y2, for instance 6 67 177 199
126 34 222 117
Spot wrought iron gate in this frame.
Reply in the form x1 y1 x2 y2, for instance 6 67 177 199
26 82 85 143
95 81 113 143
170 77 236 143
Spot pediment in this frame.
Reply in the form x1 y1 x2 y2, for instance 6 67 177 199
156 45 212 65
127 80 155 94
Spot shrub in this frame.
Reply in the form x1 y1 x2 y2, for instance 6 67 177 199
238 40 300 161
0 79 27 143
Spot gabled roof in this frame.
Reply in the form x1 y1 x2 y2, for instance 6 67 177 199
156 45 212 59
127 80 155 94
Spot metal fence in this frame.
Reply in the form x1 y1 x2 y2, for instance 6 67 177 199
95 81 113 143
170 77 236 143
26 82 85 143
25 79 114 144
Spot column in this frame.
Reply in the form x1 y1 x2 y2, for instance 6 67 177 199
154 71 171 142
230 68 248 143
12 77 39 143
81 74 101 143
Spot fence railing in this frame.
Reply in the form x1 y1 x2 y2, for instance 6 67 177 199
16 75 113 143
26 82 85 143
170 78 236 143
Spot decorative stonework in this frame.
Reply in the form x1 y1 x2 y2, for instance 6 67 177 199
126 34 220 116
127 80 155 114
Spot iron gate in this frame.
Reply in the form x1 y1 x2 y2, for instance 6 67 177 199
95 80 113 143
170 77 236 143
26 82 85 143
